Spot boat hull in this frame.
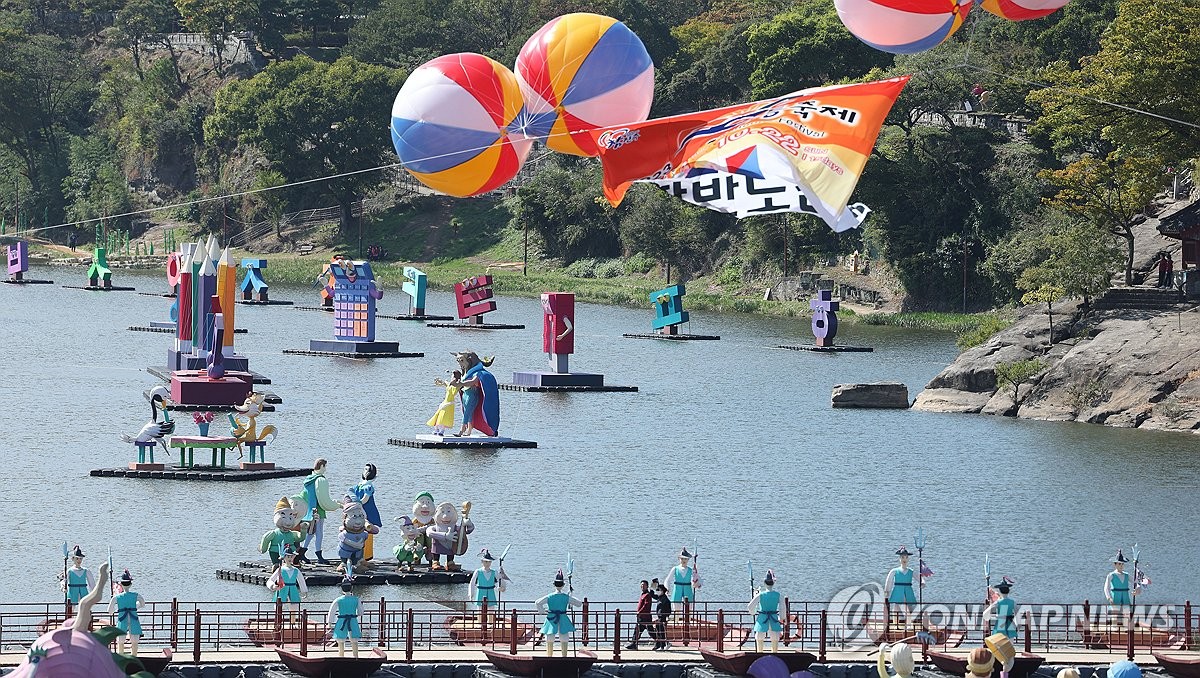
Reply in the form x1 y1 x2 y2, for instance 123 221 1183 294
1154 652 1200 678
927 649 1044 678
275 646 387 678
481 648 598 678
863 620 965 647
699 649 817 676
445 615 537 645
127 648 172 677
1077 622 1183 650
244 617 328 646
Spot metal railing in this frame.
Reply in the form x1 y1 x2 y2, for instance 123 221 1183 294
3 598 1193 662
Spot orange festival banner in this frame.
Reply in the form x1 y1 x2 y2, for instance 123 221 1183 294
587 76 910 231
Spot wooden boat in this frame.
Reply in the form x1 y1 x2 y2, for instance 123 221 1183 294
482 648 597 678
243 616 328 646
862 619 966 647
126 648 173 677
1076 621 1184 650
275 646 387 678
444 614 537 645
1154 652 1200 678
927 649 1044 678
699 649 817 676
665 618 749 644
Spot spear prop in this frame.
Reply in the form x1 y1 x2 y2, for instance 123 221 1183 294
914 527 926 610
738 561 755 649
107 548 114 598
984 554 991 608
690 539 700 603
1131 544 1141 609
566 552 575 594
60 542 69 609
498 544 512 603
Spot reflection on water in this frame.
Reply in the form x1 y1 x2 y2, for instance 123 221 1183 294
1 265 1197 606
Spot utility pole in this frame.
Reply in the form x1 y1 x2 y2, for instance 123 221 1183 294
523 220 528 276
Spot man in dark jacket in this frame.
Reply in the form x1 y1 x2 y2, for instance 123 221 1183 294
625 580 654 650
652 582 672 650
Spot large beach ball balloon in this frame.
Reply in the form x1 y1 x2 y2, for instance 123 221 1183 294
514 13 654 157
834 0 973 54
979 0 1069 20
390 53 532 198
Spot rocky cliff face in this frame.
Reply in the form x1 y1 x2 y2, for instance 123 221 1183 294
913 301 1200 432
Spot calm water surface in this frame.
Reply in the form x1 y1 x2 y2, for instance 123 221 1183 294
1 265 1198 606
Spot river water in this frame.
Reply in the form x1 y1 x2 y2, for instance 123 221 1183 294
1 265 1198 608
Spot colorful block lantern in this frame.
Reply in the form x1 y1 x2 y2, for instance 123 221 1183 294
650 284 689 335
169 238 247 373
327 259 383 342
87 246 113 288
455 275 497 324
7 240 27 280
542 292 575 373
238 258 270 302
810 289 840 347
402 266 428 315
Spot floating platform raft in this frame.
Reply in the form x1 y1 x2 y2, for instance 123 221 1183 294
218 559 472 587
90 465 308 482
146 366 275 387
293 305 333 312
505 371 637 393
426 322 526 330
62 284 137 291
130 325 248 334
381 313 454 321
284 345 424 358
136 291 176 298
2 278 53 285
389 435 537 449
775 344 874 353
236 299 295 306
142 388 278 412
500 383 638 393
623 332 720 341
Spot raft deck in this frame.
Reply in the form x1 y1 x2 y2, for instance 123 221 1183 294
217 559 472 587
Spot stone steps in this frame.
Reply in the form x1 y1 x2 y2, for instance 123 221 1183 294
1093 286 1186 311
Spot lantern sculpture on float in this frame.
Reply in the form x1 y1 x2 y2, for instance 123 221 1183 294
389 53 532 197
514 13 655 156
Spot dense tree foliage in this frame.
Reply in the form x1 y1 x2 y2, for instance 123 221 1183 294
7 0 1197 311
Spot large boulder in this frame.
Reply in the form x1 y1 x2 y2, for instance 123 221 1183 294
831 382 910 408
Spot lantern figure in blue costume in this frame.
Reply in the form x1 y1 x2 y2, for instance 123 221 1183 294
984 576 1017 639
536 569 582 657
60 545 95 606
1105 549 1137 609
749 569 782 652
107 569 144 656
328 575 363 657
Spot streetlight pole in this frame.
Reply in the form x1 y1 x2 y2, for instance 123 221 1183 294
523 220 528 276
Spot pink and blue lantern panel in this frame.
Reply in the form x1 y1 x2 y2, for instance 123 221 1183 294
390 53 532 198
834 0 972 54
7 240 27 275
515 13 655 157
979 0 1069 20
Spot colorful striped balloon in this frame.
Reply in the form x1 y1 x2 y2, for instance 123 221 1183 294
390 53 532 197
515 13 655 157
979 0 1069 20
834 0 973 54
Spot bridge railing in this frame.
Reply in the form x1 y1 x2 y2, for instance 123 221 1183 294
0 598 1192 661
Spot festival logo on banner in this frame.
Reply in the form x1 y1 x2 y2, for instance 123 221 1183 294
588 76 910 231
